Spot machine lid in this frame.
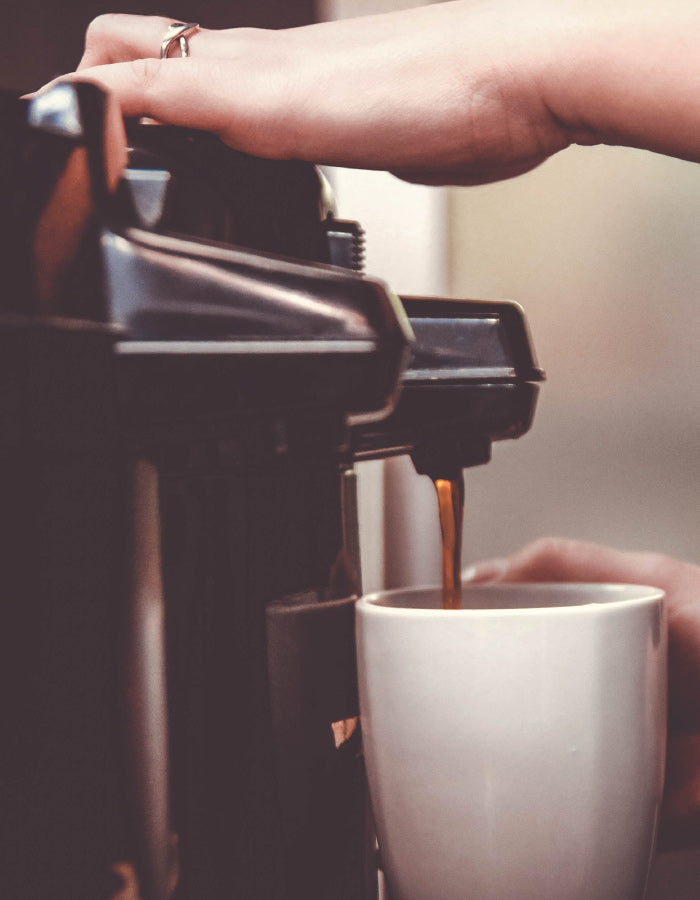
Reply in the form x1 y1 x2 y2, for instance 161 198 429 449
6 83 414 431
350 297 545 473
400 296 544 385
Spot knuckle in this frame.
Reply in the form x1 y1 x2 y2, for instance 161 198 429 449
631 550 676 585
83 14 134 65
527 536 574 566
85 13 122 41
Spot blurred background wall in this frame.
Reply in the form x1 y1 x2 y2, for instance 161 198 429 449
451 145 700 567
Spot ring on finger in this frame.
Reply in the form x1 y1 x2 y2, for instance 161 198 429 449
160 22 200 59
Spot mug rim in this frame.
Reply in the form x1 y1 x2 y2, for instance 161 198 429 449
357 582 665 616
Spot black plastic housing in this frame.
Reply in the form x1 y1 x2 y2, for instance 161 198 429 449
353 297 543 477
0 82 543 900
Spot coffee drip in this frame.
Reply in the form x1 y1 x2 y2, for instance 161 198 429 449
433 475 465 610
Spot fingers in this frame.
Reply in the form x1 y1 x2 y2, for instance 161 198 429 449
78 14 231 69
37 15 299 160
77 14 256 70
465 536 683 591
60 59 226 129
505 537 676 586
79 14 176 68
39 51 299 160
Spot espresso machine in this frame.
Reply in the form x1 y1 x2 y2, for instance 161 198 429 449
0 83 543 900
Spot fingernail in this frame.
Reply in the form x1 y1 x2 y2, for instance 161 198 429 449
462 557 509 583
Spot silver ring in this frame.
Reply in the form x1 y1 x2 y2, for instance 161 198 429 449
160 22 200 59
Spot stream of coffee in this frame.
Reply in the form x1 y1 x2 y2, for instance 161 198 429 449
433 474 465 610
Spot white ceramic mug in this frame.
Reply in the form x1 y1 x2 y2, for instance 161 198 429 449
356 583 667 900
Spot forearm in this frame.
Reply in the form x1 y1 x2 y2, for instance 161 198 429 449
268 0 700 173
276 2 564 181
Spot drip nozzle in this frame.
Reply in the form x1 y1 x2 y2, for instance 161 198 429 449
409 433 491 481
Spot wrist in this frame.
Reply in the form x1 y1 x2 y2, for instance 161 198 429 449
539 2 700 163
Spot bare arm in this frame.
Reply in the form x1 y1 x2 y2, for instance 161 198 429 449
36 0 700 186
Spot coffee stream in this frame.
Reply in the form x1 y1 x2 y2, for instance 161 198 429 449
433 474 465 610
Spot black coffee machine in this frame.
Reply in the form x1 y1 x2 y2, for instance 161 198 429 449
0 83 543 900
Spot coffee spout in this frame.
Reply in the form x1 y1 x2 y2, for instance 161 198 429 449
350 297 544 469
409 432 491 481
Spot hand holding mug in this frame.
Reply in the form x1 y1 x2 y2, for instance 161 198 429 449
465 537 700 852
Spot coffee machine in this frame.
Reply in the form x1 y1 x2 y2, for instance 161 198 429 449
0 83 543 900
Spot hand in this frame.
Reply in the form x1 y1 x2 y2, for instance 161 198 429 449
34 2 700 186
465 537 700 851
41 6 567 185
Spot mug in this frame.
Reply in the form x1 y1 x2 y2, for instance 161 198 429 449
356 583 667 900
